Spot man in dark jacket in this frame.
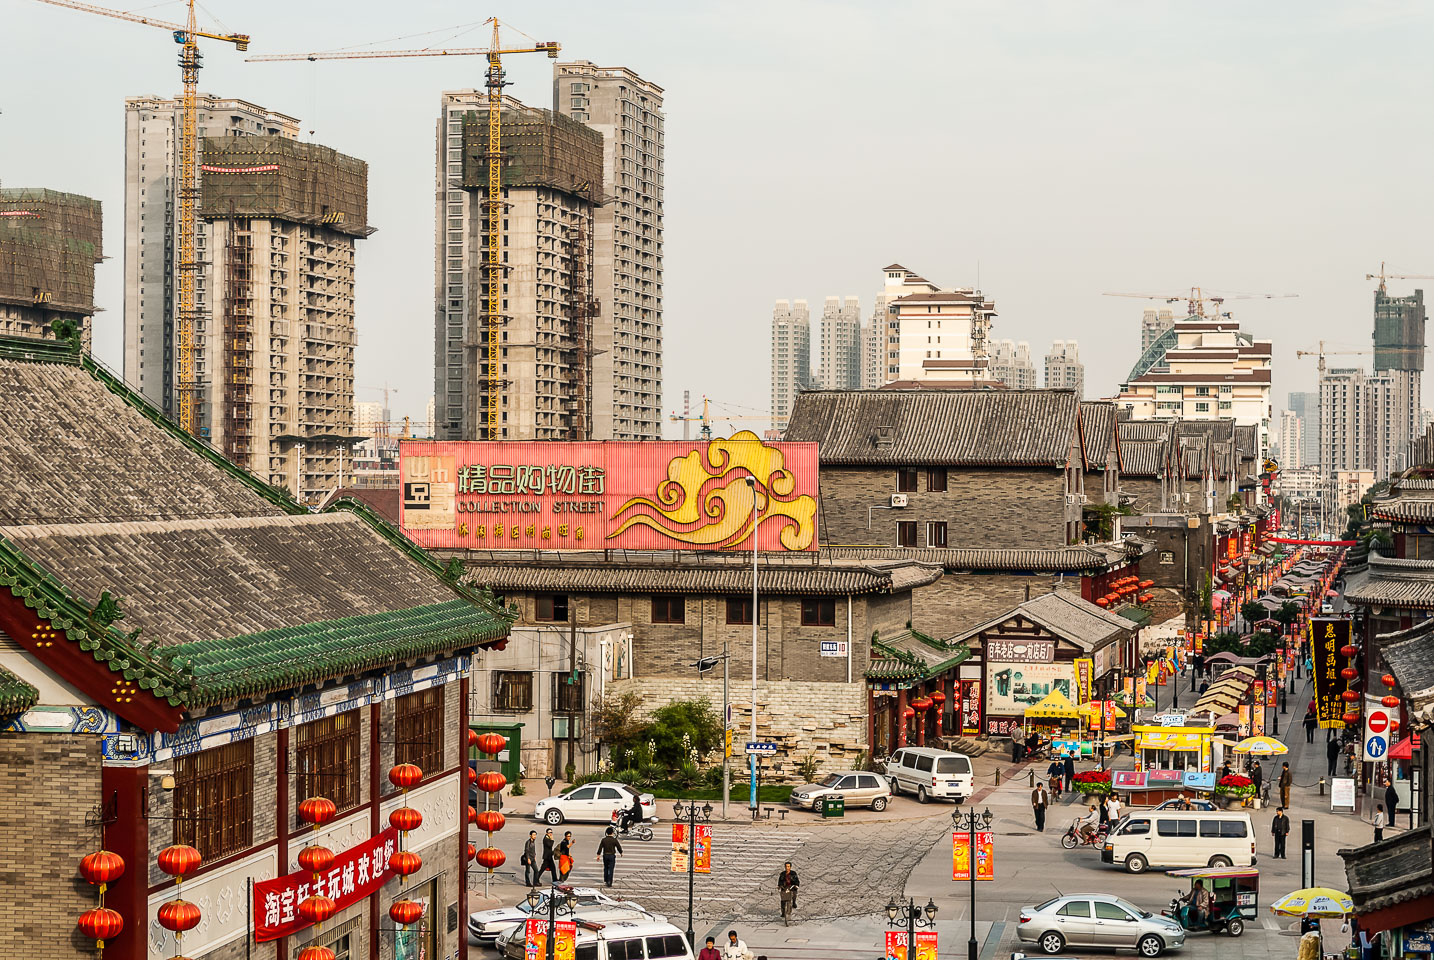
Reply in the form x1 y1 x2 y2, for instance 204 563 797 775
522 829 540 886
1279 762 1293 808
1386 781 1400 824
1063 753 1076 792
1303 710 1318 743
596 826 624 887
1327 737 1341 778
1032 782 1050 832
538 827 557 882
1249 759 1264 797
1271 807 1290 859
778 862 800 912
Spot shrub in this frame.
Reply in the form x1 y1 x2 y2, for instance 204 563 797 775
510 779 526 796
1072 769 1112 796
1215 774 1255 797
673 761 701 790
648 699 723 769
702 765 726 790
794 753 821 783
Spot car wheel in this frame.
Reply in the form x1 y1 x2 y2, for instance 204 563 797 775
1039 932 1065 955
871 796 888 812
1208 855 1232 868
544 808 565 825
1137 934 1164 957
889 777 901 795
917 786 929 804
1125 852 1148 874
1226 917 1245 937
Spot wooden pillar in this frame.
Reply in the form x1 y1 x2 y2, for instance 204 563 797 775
276 725 290 960
458 673 470 960
916 685 927 747
897 687 908 747
866 687 877 761
369 701 382 960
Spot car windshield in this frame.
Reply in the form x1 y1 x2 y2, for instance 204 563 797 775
1115 897 1151 918
819 774 843 786
1034 898 1060 911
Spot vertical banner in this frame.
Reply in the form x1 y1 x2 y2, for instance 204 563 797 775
1251 684 1265 736
1310 618 1349 729
1265 679 1277 707
1103 699 1118 732
1146 660 1159 685
952 831 995 881
885 931 939 960
525 919 576 960
959 679 982 736
1074 659 1093 704
671 824 711 873
1238 703 1250 736
1136 675 1147 706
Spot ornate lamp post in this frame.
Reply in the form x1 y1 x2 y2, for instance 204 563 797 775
524 884 577 960
954 806 994 960
886 896 938 957
673 800 713 948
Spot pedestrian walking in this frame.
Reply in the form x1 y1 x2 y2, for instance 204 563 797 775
777 861 800 923
1304 710 1317 743
1063 752 1076 792
1327 738 1341 778
1105 794 1121 827
1249 759 1264 798
1373 804 1386 842
521 829 540 887
723 929 753 960
1271 807 1290 859
1279 761 1292 808
1031 781 1050 832
1385 781 1400 823
596 826 623 887
557 830 575 880
538 827 557 882
697 938 722 960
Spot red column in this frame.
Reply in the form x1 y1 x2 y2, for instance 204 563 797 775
369 701 382 960
100 765 147 960
866 687 877 760
897 688 908 747
276 726 290 960
916 685 927 747
459 673 470 960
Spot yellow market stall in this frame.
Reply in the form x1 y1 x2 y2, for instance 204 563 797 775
1133 724 1216 772
1024 690 1086 752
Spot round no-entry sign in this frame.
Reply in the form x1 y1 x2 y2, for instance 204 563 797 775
1368 710 1390 734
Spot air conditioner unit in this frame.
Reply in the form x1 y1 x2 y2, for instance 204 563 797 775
890 494 908 508
1064 494 1077 505
1078 494 1090 505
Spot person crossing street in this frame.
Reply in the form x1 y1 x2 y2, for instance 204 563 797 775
595 826 623 887
1031 781 1050 832
1279 761 1293 808
1271 807 1290 859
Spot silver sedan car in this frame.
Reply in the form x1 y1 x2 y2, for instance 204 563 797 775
1018 894 1186 957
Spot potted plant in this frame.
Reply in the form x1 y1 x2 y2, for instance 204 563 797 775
1214 774 1255 806
1072 769 1113 798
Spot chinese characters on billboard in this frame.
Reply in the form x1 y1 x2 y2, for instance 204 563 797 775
253 827 398 941
525 919 576 960
670 823 711 873
952 831 994 881
886 931 939 960
1310 618 1349 729
399 436 819 551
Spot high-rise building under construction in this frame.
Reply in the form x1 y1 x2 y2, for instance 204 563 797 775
123 96 372 502
0 187 102 349
1371 286 1425 476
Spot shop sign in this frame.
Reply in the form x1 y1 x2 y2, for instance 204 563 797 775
253 826 398 941
526 919 577 960
984 638 1054 663
952 830 994 881
984 661 1074 717
984 716 1018 738
671 823 711 873
1403 920 1434 953
1114 771 1146 789
1310 618 1350 729
885 931 939 960
959 679 982 736
399 438 819 552
1074 659 1093 704
820 640 848 658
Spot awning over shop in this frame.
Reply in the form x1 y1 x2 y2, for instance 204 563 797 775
1388 734 1421 761
1134 726 1213 751
1024 689 1083 719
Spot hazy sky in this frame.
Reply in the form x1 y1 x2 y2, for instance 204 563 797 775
5 0 1434 432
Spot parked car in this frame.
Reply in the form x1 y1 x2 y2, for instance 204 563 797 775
1017 893 1186 956
498 916 690 960
885 746 973 803
1320 601 1335 615
533 781 659 825
1150 798 1217 812
469 886 650 945
1101 810 1256 874
789 771 891 811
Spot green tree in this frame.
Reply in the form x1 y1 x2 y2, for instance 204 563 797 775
1240 600 1266 630
647 699 723 770
1274 601 1301 630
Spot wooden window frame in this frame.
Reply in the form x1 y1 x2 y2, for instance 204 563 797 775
294 710 361 818
535 594 569 623
395 687 445 776
801 598 837 627
552 672 586 714
492 670 534 712
897 467 919 492
174 739 254 862
725 596 755 625
897 521 918 547
651 595 686 624
926 467 948 493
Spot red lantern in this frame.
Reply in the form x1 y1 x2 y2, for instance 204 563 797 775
389 806 423 833
1140 579 1154 589
297 947 336 960
77 907 124 945
1096 598 1110 607
930 691 946 704
467 728 480 749
910 697 932 710
1381 695 1400 708
468 842 478 861
468 805 478 825
477 771 507 794
474 810 505 832
297 844 335 878
157 844 202 881
297 894 336 925
476 732 507 755
467 767 478 785
476 846 505 869
157 898 202 933
1340 644 1359 658
80 850 126 889
1341 690 1361 703
1382 674 1397 688
389 763 423 790
1390 719 1401 731
389 850 422 877
298 796 337 826
902 706 915 719
1340 667 1360 681
390 899 424 926
1343 710 1361 724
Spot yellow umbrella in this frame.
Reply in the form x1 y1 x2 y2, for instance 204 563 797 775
1269 888 1353 917
1231 736 1289 756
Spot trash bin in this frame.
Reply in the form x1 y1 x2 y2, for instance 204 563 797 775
821 796 845 819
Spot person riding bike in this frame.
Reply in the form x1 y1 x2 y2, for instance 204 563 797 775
777 862 800 923
1076 803 1101 842
619 793 644 833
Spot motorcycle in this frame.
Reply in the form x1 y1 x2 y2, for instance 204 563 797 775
610 811 654 841
1060 821 1109 849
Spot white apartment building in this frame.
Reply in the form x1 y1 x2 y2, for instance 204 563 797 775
860 300 885 389
1045 340 1084 397
990 339 1037 389
554 61 664 439
818 295 862 389
881 264 995 385
1277 408 1305 470
771 299 811 432
1141 308 1175 355
1117 318 1273 458
1320 367 1373 473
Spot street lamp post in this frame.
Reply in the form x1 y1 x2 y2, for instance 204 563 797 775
524 883 577 960
673 800 712 949
954 806 994 960
694 654 731 818
886 896 938 958
744 477 760 814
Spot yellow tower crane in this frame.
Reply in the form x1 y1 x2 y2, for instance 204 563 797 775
33 0 251 436
1295 341 1371 377
1366 262 1434 293
669 397 775 441
1103 288 1298 319
250 20 559 440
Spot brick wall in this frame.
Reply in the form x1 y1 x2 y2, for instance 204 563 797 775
911 571 1075 638
817 465 1068 548
1121 477 1167 512
0 733 100 957
609 676 869 779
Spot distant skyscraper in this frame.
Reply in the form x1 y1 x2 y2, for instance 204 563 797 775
991 339 1037 389
1 187 102 349
1320 368 1373 473
1045 340 1085 397
1287 391 1319 467
771 299 811 433
859 307 884 390
1278 408 1305 469
355 400 385 437
1371 286 1424 477
1141 308 1175 355
818 296 862 389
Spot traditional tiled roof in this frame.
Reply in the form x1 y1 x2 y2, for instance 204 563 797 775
320 487 402 527
949 591 1134 650
1118 439 1168 478
1339 824 1433 917
0 664 38 713
783 389 1078 466
1344 556 1434 609
1369 499 1434 523
462 558 941 597
1376 619 1434 725
824 545 1122 572
1079 401 1118 470
1116 421 1173 442
866 631 970 681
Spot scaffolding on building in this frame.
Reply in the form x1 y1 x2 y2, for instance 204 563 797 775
460 101 604 203
222 222 255 468
0 188 103 315
565 212 597 440
199 137 374 238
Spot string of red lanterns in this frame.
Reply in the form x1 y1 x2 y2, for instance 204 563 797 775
296 796 338 942
156 843 202 951
77 849 126 953
472 732 509 884
387 761 425 921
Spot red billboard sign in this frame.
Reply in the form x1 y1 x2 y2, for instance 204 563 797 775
399 436 819 551
254 826 398 941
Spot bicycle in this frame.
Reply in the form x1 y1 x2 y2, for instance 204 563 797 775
779 886 798 925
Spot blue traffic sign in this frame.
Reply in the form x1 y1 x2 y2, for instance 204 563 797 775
1365 735 1387 759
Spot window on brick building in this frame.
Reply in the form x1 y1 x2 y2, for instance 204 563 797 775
395 687 445 776
651 596 685 624
725 596 755 625
536 594 569 622
927 521 948 547
926 467 948 492
552 672 585 713
174 739 253 861
897 521 918 547
295 710 360 817
897 468 919 492
493 671 534 711
801 598 837 627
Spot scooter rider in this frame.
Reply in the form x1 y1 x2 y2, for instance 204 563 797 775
619 792 644 834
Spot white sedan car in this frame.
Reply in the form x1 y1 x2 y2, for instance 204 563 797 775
468 886 644 944
533 781 659 825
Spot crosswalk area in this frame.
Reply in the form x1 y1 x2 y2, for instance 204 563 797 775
558 826 811 918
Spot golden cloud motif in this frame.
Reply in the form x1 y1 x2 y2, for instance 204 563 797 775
607 432 817 550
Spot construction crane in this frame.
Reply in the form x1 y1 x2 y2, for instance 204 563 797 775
250 20 559 441
1103 288 1298 320
1366 262 1434 293
669 397 774 441
33 0 251 437
1296 340 1371 376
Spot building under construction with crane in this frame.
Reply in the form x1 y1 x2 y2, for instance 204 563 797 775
123 97 372 503
0 187 103 350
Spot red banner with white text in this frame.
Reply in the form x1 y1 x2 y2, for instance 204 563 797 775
253 826 398 941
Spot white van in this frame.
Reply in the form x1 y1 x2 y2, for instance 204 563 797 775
500 917 692 960
1101 810 1256 874
885 746 974 803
